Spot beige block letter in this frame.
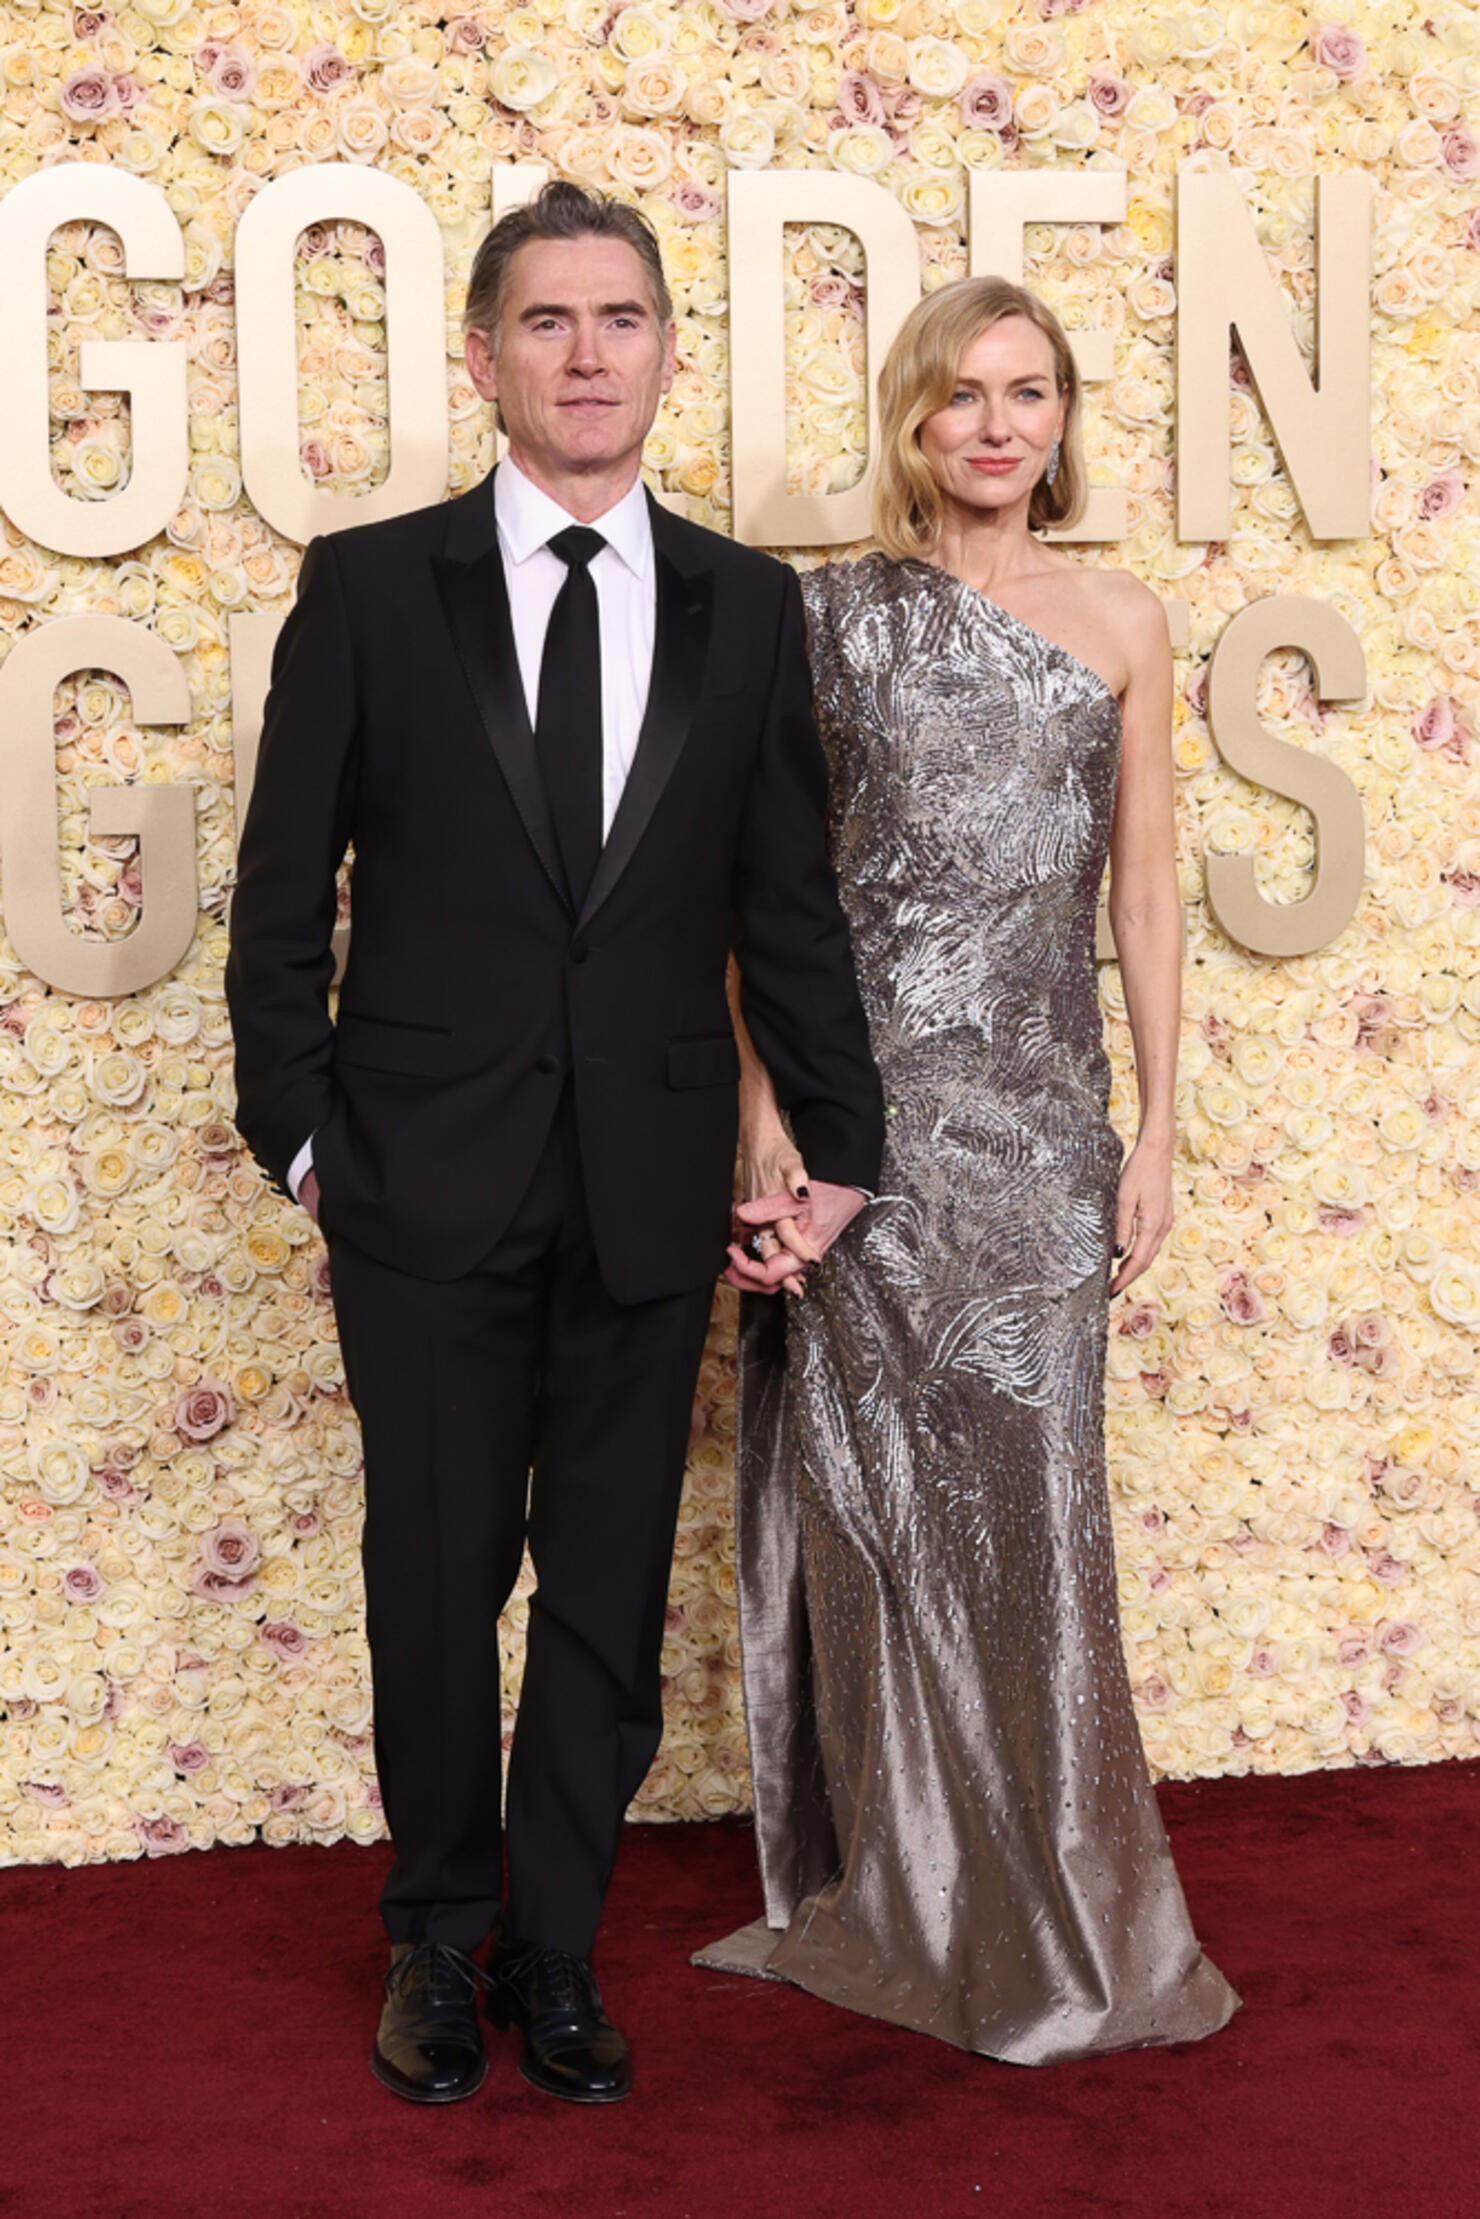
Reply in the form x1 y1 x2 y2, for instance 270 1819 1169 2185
1205 595 1366 957
729 172 920 548
0 617 196 995
236 164 449 545
0 166 187 558
1177 170 1371 542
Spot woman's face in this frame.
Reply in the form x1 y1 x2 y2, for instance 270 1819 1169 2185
917 317 1067 520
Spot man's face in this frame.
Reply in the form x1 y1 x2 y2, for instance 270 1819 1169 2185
466 233 675 492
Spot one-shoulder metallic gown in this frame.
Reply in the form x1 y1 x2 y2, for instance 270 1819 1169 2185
699 556 1237 2063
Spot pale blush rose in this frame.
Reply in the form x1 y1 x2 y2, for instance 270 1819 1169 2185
1468 210 1480 255
60 67 118 124
1087 72 1131 119
176 1380 233 1442
1420 468 1464 519
169 1741 211 1775
300 438 333 480
205 44 257 102
1310 24 1366 79
1412 695 1459 751
837 70 886 127
671 180 721 222
960 72 1012 130
717 0 776 18
200 1518 260 1583
302 44 353 95
260 1621 310 1661
1442 128 1480 180
64 1563 105 1602
1380 1621 1425 1657
137 1815 191 1857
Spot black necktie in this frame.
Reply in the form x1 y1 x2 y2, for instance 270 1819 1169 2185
536 524 606 909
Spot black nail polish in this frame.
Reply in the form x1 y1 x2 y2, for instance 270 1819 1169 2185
796 1185 810 1198
1113 1243 1125 1257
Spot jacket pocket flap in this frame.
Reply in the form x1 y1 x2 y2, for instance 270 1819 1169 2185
335 1013 453 1077
666 1035 741 1090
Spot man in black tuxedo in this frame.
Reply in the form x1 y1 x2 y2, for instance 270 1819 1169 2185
226 183 882 2108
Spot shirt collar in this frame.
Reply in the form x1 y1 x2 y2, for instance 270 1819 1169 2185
495 457 653 581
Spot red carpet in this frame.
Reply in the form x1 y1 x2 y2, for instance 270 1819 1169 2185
6 1762 1477 2219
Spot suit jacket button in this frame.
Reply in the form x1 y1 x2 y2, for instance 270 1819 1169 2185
536 1055 561 1076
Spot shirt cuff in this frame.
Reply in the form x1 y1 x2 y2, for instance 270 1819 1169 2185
286 1135 315 1203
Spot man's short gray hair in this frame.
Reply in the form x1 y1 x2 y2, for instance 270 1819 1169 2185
464 181 673 347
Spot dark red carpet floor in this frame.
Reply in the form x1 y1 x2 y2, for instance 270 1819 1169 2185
6 1762 1478 2219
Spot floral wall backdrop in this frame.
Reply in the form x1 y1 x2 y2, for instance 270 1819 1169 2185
1 0 1478 1865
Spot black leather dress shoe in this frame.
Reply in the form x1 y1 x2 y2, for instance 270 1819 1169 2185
487 1942 631 2104
371 1940 488 2104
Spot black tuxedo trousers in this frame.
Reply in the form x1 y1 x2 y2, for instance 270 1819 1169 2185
328 1090 712 1955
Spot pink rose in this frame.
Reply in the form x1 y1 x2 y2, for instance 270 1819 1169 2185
447 16 484 51
1469 210 1480 254
270 1784 308 1812
112 1318 149 1354
1328 1326 1356 1366
64 1564 104 1602
1320 1522 1351 1557
1219 1271 1266 1326
1335 1628 1372 1666
1367 1551 1408 1587
300 439 333 480
1419 469 1465 519
1442 127 1480 180
114 75 143 112
1311 24 1367 78
1412 695 1459 751
1134 1675 1174 1712
169 1741 212 1775
59 66 118 124
1139 1369 1169 1398
1318 1207 1366 1235
1342 1690 1374 1725
1379 1620 1425 1656
1088 72 1131 119
25 1782 68 1808
73 9 108 33
960 72 1013 131
199 1517 260 1583
716 0 776 17
1249 1647 1276 1677
302 44 353 95
260 1621 309 1661
94 1466 137 1502
1118 1303 1159 1339
672 180 721 223
206 44 257 102
137 1816 191 1857
1446 872 1480 908
176 1379 233 1442
836 70 886 128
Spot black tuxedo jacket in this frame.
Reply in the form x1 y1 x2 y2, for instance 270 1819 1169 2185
226 473 884 1299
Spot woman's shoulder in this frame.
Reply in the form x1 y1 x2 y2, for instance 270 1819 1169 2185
799 549 925 624
1062 561 1166 639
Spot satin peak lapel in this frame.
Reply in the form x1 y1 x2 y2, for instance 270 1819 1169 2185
431 490 568 909
578 546 713 930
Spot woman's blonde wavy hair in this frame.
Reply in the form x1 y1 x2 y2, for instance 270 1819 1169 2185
872 278 1086 558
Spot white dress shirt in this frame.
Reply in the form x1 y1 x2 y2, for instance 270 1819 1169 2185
286 460 657 1201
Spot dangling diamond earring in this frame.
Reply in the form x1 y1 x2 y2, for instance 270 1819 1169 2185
1046 437 1061 488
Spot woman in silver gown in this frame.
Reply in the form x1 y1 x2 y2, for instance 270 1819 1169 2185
706 279 1237 2062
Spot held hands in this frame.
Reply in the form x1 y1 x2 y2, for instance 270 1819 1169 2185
724 1131 865 1299
1111 1137 1173 1296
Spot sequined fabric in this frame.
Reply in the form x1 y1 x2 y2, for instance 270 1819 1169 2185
701 556 1238 2062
